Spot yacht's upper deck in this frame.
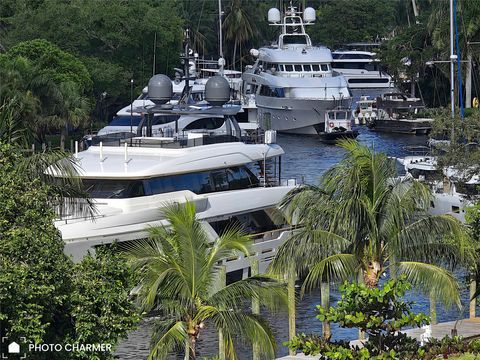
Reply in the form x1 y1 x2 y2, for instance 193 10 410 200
53 142 284 179
332 50 376 62
258 46 333 63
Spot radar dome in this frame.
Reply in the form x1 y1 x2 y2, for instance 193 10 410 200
148 74 172 104
250 48 260 57
205 76 230 106
268 8 281 23
303 7 316 23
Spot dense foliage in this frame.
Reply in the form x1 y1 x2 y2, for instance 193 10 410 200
286 278 429 359
310 0 398 48
286 278 480 359
0 39 92 146
0 143 139 359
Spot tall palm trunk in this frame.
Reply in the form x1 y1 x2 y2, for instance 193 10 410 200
287 266 296 356
321 281 331 339
233 39 238 71
364 260 381 288
60 126 67 151
186 333 197 359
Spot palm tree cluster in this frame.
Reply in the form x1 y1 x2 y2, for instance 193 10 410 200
127 202 286 360
0 41 91 149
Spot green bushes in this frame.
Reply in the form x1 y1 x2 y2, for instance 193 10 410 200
285 277 480 359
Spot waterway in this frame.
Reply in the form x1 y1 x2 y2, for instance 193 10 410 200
116 90 470 359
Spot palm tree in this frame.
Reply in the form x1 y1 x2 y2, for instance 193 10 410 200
47 81 91 151
223 0 258 71
127 202 285 360
271 140 469 335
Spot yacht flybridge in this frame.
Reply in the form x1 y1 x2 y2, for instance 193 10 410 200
242 5 351 135
53 74 298 278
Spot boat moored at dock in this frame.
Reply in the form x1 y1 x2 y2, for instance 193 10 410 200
53 74 299 279
318 107 358 143
367 92 433 135
242 5 351 135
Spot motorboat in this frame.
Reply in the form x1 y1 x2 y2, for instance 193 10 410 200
318 107 358 143
331 49 394 89
397 155 480 222
353 95 377 124
367 92 433 135
53 75 299 280
242 5 351 135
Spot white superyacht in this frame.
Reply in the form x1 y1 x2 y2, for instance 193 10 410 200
331 49 394 89
242 5 351 135
53 75 298 279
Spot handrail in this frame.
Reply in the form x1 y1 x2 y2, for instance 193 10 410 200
251 225 300 242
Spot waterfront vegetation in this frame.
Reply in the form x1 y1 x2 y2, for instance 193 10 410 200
286 278 480 359
125 202 286 360
272 140 469 339
0 142 139 359
1 1 480 359
276 139 465 292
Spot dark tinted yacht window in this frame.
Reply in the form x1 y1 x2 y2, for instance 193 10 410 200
83 179 145 198
109 116 143 126
151 115 181 126
83 166 260 199
183 117 225 130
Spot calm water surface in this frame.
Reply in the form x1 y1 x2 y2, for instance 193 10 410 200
116 91 468 359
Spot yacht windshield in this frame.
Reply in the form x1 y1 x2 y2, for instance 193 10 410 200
109 116 143 126
282 35 308 45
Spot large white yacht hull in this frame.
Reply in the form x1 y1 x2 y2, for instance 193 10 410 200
56 186 295 275
256 96 351 135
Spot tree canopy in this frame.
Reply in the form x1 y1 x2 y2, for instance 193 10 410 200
0 142 139 359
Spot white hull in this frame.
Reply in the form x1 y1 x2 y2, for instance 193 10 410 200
256 97 351 135
56 186 295 274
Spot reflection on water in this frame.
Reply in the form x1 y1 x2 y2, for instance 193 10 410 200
116 88 461 359
278 126 427 185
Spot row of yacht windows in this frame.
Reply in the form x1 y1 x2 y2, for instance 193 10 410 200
83 166 260 199
260 62 330 72
332 62 380 71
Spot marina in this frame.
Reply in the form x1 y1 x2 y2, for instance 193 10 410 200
113 125 470 360
2 1 480 360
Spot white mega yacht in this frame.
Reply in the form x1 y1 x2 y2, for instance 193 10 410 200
53 75 298 278
242 5 351 135
331 49 394 89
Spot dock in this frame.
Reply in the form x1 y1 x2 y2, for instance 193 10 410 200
277 318 480 360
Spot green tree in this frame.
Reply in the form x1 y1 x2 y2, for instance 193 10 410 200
50 81 91 150
127 202 285 360
0 143 139 359
68 246 141 359
1 0 183 117
287 277 430 359
1 39 93 145
0 142 74 349
5 38 92 94
223 0 259 71
310 0 397 48
272 140 467 330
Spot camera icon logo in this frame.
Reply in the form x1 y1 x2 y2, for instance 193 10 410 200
1 337 27 359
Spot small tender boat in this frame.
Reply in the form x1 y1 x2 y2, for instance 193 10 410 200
318 108 358 143
353 95 377 124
